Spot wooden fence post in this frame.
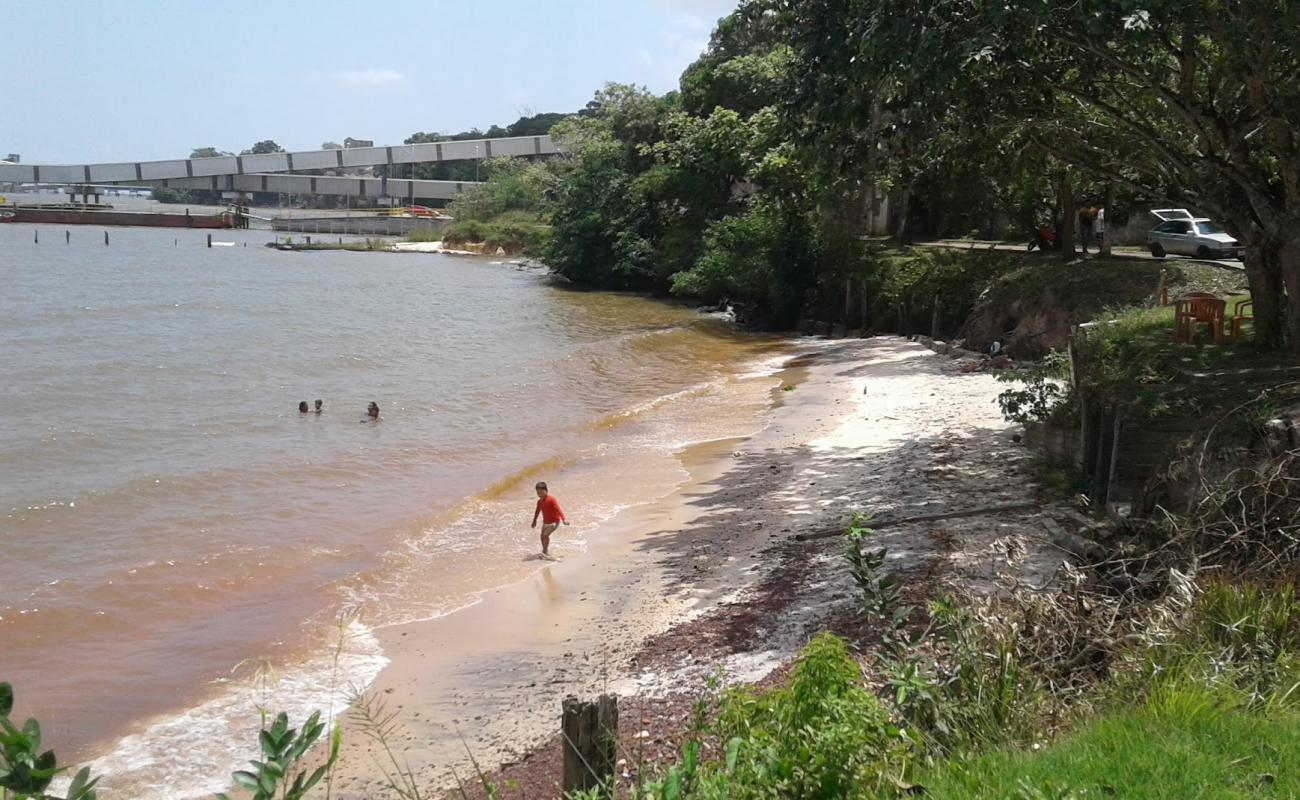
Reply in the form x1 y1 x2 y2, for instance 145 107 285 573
562 694 618 794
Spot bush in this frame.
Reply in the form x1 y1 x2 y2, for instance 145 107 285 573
623 633 907 800
0 682 99 800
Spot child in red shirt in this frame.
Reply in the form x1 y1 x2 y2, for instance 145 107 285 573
531 481 569 558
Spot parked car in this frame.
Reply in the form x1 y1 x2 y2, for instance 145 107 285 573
1146 208 1242 259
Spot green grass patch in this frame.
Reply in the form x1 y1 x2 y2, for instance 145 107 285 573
914 696 1300 798
440 213 551 255
404 227 442 243
1072 300 1298 419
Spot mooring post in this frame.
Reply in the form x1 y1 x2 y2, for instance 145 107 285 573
561 694 618 793
104 231 109 246
66 230 70 244
34 230 38 244
207 234 212 249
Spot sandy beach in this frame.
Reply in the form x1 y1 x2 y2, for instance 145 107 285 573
316 335 1069 799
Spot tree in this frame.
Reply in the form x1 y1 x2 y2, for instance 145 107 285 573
241 140 285 155
189 147 233 159
779 0 1300 348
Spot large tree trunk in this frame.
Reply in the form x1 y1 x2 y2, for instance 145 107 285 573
1059 173 1075 259
1282 237 1300 348
1244 231 1300 350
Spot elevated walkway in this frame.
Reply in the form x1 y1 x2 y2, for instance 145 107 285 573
0 135 559 189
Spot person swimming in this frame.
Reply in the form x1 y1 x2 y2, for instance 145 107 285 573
314 399 322 414
363 401 379 422
298 401 310 414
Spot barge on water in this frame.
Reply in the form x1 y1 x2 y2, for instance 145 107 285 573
0 202 247 229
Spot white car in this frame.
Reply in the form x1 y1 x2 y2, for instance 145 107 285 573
1146 209 1242 260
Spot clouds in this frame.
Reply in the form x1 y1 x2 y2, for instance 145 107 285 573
638 0 740 88
334 69 407 88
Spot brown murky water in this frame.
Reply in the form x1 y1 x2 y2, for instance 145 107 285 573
0 224 789 796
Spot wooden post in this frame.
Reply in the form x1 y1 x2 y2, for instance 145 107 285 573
561 694 618 794
66 230 70 244
104 231 109 246
207 234 212 248
34 229 38 244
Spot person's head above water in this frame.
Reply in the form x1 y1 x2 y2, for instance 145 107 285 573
298 401 309 413
367 402 379 420
314 399 322 413
535 481 548 498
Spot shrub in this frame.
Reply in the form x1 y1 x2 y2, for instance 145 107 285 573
622 634 906 800
0 682 98 800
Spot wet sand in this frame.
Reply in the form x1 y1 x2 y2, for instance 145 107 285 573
324 336 1065 798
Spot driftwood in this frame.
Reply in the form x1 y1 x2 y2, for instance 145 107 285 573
561 694 618 793
794 502 1041 542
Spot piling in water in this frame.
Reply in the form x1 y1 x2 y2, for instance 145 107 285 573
207 234 212 249
104 231 109 246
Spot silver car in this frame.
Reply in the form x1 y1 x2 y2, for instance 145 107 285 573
1146 208 1242 259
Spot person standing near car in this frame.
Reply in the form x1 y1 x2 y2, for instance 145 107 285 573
1078 206 1096 254
1093 207 1106 253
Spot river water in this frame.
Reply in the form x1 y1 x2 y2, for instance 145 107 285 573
0 223 788 795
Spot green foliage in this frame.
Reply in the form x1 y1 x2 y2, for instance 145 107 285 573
404 227 442 243
447 157 550 223
0 683 98 800
996 352 1069 425
630 633 905 800
844 516 911 653
189 147 233 159
441 218 550 256
915 691 1300 798
215 711 338 800
778 0 1300 346
1116 580 1300 713
241 140 284 156
871 247 1026 335
150 186 191 204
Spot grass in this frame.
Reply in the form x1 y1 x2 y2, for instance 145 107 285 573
405 227 442 243
867 245 1246 344
1072 299 1299 420
914 695 1300 798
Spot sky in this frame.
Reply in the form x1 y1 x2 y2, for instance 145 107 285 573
2 0 739 164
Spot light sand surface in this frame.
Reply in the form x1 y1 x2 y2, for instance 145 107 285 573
323 337 1063 797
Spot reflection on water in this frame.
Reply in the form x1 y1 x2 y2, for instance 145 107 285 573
0 223 788 796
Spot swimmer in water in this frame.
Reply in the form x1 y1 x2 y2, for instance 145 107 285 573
299 401 310 414
314 399 322 414
363 401 379 422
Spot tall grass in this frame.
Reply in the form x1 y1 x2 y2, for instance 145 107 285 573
404 228 442 243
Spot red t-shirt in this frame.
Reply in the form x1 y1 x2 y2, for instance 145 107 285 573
535 495 566 524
